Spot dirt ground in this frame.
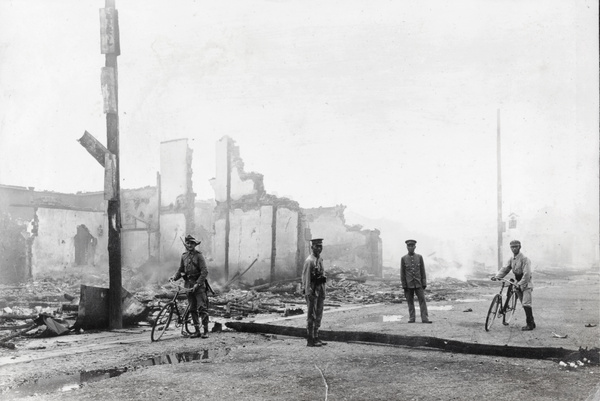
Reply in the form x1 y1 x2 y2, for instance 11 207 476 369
1 268 599 401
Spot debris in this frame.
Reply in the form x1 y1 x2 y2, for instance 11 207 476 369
0 314 38 321
284 307 303 317
552 332 568 339
73 285 150 330
585 323 597 328
250 277 301 292
559 361 567 367
463 308 473 312
33 314 70 337
224 257 259 289
211 322 223 333
0 322 38 345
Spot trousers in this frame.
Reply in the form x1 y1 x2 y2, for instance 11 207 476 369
187 285 209 327
515 287 533 307
305 283 326 336
404 287 429 322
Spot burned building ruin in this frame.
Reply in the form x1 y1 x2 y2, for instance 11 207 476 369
0 136 383 285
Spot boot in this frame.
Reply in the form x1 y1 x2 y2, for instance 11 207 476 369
314 330 327 346
307 336 322 347
530 308 536 329
190 325 202 338
521 307 534 331
201 325 209 338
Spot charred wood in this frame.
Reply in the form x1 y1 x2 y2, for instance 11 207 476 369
225 322 587 362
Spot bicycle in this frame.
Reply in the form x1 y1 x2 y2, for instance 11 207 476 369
485 277 519 331
150 282 194 342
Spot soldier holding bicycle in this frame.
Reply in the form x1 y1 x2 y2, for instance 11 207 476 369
170 235 210 338
492 240 536 331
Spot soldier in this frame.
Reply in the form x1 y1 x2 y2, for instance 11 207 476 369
492 240 535 330
302 238 327 347
170 234 210 338
400 239 432 324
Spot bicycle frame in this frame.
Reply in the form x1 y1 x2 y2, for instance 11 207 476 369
167 284 192 328
485 277 518 331
150 283 193 341
497 278 515 311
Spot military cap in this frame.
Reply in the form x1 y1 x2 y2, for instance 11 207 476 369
405 239 417 245
509 240 521 246
184 234 201 244
310 238 323 245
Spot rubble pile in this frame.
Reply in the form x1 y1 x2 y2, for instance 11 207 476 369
0 267 482 347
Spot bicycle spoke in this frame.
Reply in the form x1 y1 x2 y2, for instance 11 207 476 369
485 295 501 331
151 303 174 342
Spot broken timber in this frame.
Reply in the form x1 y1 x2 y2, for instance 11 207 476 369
225 322 584 362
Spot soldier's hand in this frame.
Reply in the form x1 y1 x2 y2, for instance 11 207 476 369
168 277 175 283
491 276 497 281
193 284 200 292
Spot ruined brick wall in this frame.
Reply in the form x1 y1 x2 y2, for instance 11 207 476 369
193 199 216 261
302 205 383 277
31 207 108 278
209 136 301 283
159 139 195 262
0 212 28 283
121 186 160 269
212 204 300 284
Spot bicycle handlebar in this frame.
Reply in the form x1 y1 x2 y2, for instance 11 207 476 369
491 277 517 286
161 281 193 294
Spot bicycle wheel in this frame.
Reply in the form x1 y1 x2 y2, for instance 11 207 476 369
485 294 501 331
502 290 518 325
183 305 195 335
151 303 174 342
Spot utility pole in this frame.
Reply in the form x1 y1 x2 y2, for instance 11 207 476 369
497 109 503 271
77 1 122 329
224 140 231 281
101 0 122 329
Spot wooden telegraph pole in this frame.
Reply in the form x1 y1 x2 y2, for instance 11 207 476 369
100 1 122 329
497 109 503 271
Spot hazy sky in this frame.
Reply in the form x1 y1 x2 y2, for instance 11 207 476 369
1 0 598 265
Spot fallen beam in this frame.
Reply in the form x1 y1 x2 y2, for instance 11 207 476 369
0 323 38 343
225 322 595 362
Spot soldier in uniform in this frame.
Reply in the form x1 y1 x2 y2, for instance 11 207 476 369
302 238 327 347
400 239 432 324
492 240 535 330
170 234 210 338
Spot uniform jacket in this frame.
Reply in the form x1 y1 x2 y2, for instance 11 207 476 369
302 254 326 296
401 253 427 289
174 250 208 287
495 252 533 289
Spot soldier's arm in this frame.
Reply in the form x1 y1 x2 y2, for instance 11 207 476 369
517 257 532 287
196 253 208 285
420 255 427 288
302 259 313 295
400 258 407 289
494 261 512 279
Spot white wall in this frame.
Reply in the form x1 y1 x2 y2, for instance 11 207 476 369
32 208 107 277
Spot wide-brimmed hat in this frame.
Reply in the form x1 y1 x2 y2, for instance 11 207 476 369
184 234 201 244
